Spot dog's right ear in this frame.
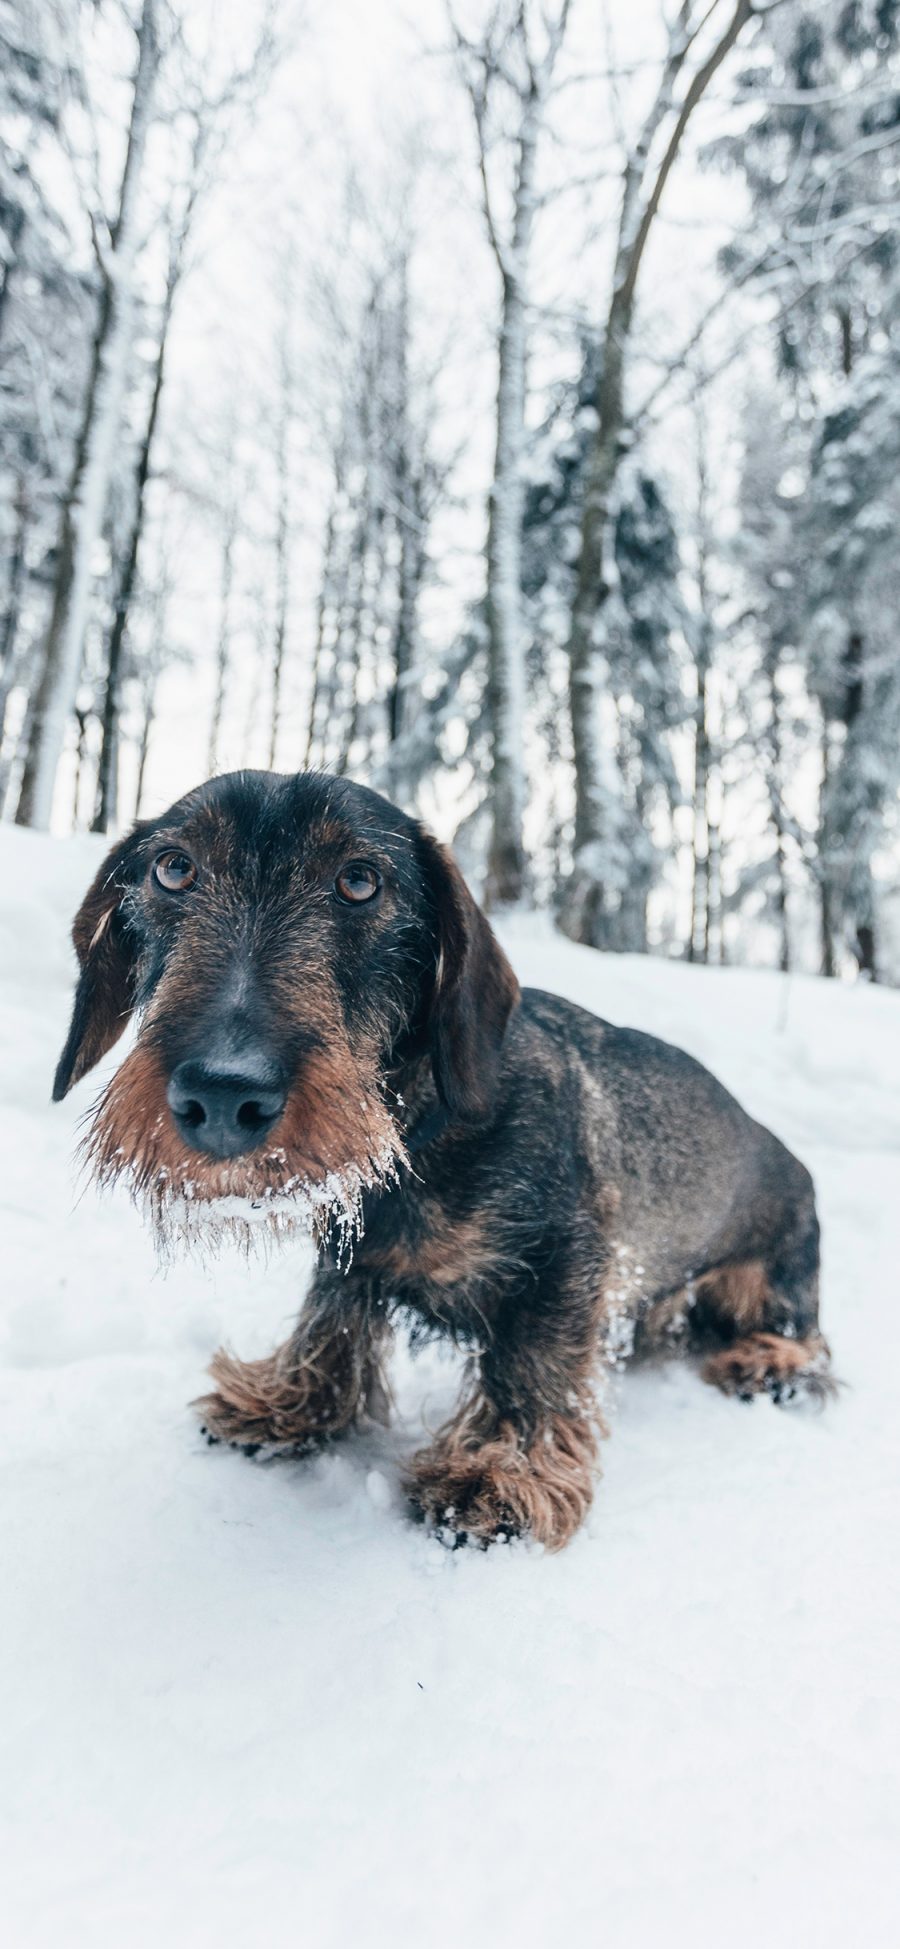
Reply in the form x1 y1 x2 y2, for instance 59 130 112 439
52 829 148 1101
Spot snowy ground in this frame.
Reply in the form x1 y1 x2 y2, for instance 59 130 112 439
2 824 899 1948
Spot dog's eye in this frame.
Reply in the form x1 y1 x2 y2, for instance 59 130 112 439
334 861 381 905
153 851 198 893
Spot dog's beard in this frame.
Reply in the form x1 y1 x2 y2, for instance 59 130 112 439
82 1043 406 1266
138 1145 402 1265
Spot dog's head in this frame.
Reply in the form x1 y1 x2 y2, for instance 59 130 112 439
54 771 519 1246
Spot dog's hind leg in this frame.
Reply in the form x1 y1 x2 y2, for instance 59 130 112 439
194 1272 392 1455
694 1187 834 1404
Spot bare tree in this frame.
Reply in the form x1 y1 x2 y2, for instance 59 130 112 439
0 478 30 766
207 491 238 776
561 0 756 943
268 298 293 771
132 577 169 820
763 647 791 976
91 15 278 829
302 220 446 797
15 0 162 829
304 477 342 772
91 226 176 833
450 0 572 908
687 406 716 966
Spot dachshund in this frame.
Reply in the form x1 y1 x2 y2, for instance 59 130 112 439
54 769 832 1549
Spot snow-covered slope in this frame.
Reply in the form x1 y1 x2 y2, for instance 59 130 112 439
2 824 899 1948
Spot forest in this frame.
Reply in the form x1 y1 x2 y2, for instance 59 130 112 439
2 0 900 980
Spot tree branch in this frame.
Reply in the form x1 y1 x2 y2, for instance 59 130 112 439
619 0 754 316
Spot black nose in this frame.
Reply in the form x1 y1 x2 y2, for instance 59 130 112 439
166 1056 287 1159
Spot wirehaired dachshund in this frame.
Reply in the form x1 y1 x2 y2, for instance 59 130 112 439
54 770 832 1549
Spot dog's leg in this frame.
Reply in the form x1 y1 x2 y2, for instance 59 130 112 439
194 1273 391 1454
695 1194 834 1404
405 1268 605 1550
701 1328 833 1402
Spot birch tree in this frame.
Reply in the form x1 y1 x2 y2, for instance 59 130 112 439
91 3 277 830
91 210 177 832
686 404 718 966
449 0 572 908
268 285 293 771
207 490 238 776
560 0 757 944
15 0 162 829
303 221 445 798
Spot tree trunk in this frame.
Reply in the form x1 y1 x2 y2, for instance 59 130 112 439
688 658 711 964
0 479 30 759
842 629 878 980
304 496 339 772
132 581 168 819
854 919 877 981
561 0 752 943
708 818 723 964
387 485 425 802
207 508 236 776
765 652 791 974
92 234 177 832
385 269 425 805
482 95 539 909
71 707 92 828
774 822 790 975
0 478 28 671
820 878 837 980
0 204 24 345
268 443 289 771
818 716 836 979
268 324 292 771
484 266 530 906
133 686 155 819
335 500 386 778
456 3 572 906
559 284 632 945
15 0 159 830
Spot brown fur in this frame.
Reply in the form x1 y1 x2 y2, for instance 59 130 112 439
195 1295 391 1451
694 1258 772 1332
631 1258 773 1357
86 1034 402 1209
362 1207 506 1290
406 1377 601 1550
53 768 831 1552
702 1331 834 1402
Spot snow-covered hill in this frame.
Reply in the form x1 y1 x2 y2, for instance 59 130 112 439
2 824 899 1948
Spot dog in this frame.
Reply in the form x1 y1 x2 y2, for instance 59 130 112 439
54 768 832 1549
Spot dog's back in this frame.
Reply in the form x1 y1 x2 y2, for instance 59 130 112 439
512 988 816 1314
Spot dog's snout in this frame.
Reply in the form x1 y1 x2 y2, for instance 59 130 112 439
166 1055 287 1158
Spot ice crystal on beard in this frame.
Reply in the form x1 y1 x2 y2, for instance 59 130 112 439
89 1132 404 1272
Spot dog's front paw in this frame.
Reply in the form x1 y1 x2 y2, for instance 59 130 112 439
406 1450 520 1548
407 1414 597 1551
193 1388 320 1458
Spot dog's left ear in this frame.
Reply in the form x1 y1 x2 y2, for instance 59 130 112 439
419 833 520 1124
52 829 148 1101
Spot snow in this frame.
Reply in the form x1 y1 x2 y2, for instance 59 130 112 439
2 824 900 1947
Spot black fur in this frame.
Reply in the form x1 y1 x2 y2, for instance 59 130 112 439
55 770 830 1549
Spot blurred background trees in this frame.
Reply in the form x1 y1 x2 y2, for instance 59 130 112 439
2 0 900 979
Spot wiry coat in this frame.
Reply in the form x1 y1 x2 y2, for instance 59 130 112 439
54 770 831 1549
